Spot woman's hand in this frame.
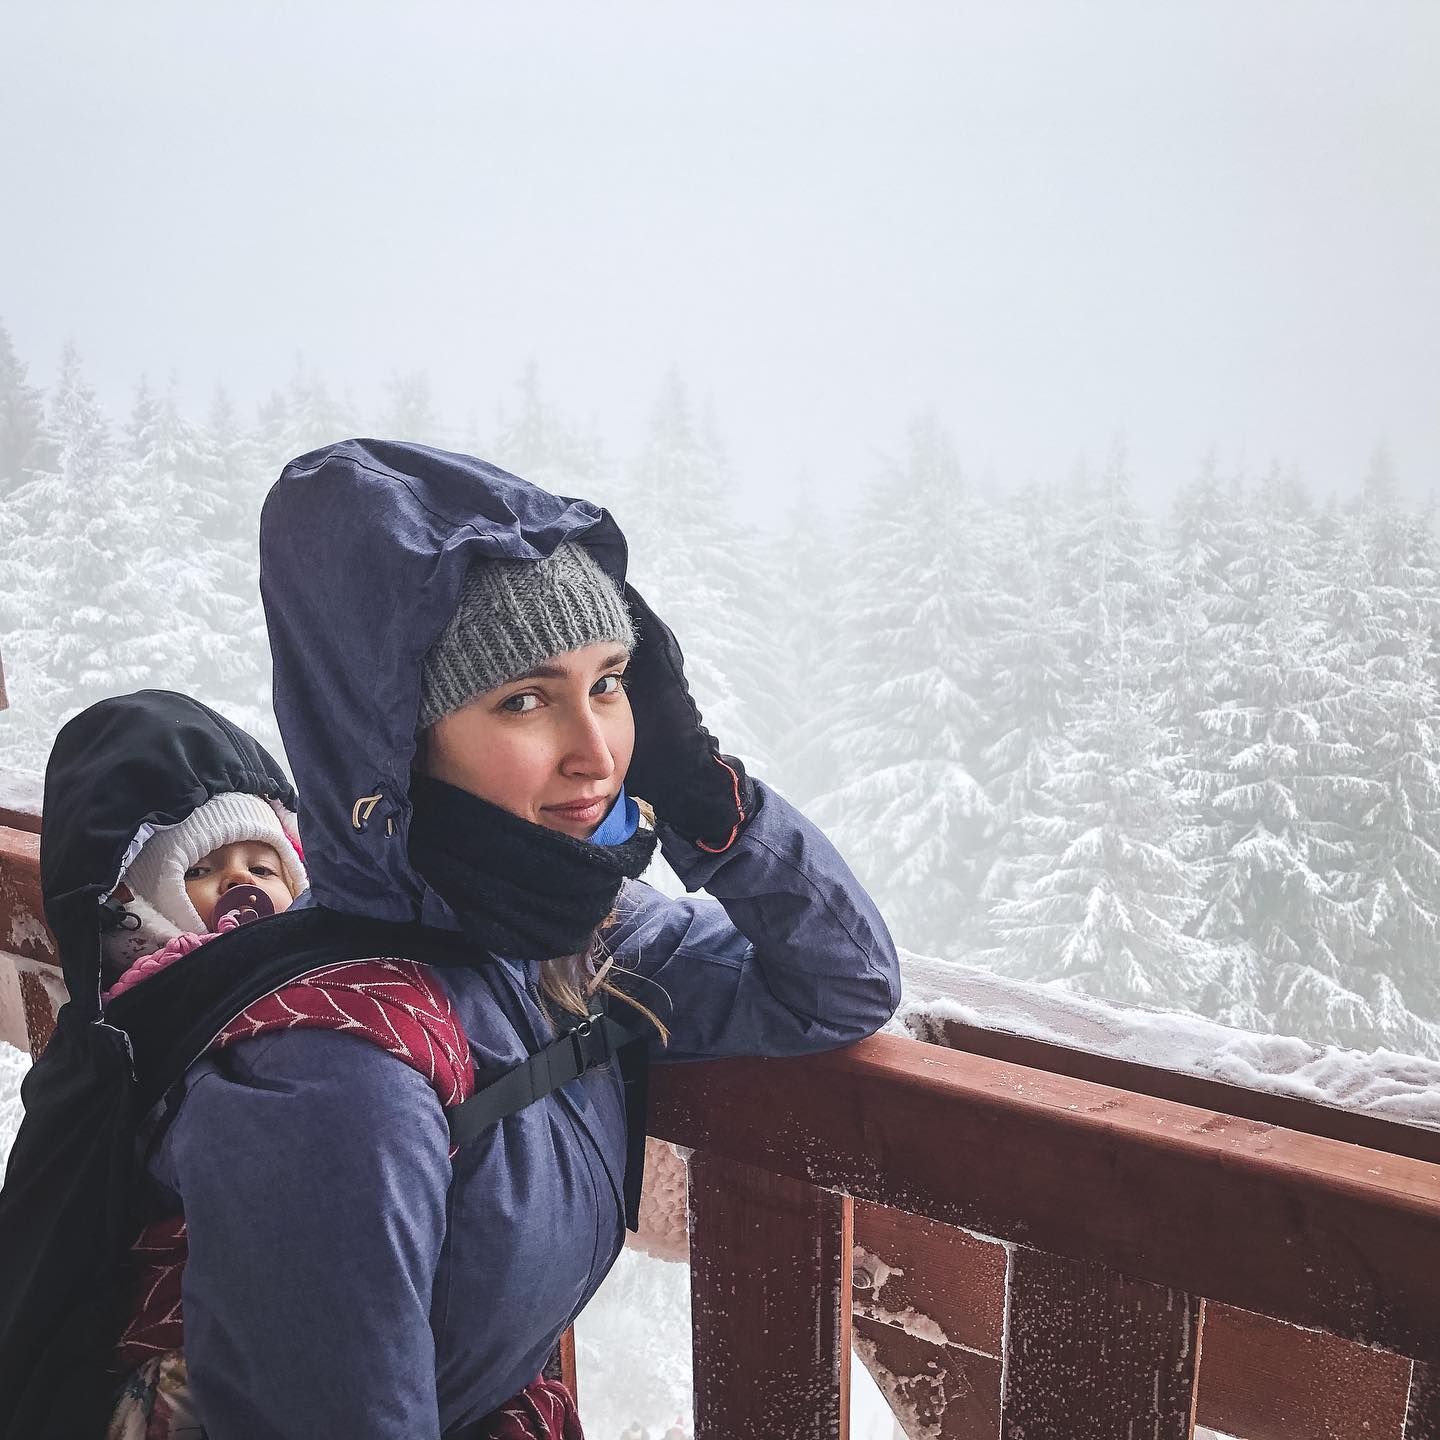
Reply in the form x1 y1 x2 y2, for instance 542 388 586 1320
621 585 759 852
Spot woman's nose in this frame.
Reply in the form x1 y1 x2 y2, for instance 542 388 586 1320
562 708 616 779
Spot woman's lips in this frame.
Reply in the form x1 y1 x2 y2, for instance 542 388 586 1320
543 796 609 824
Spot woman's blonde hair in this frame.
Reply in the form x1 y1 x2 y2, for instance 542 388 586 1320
538 913 669 1043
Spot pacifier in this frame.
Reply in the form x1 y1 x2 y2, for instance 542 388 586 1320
208 885 276 931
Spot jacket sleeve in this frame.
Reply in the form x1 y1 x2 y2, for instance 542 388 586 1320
606 781 901 1060
155 1029 450 1440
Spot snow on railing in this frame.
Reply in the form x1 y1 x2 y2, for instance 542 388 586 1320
896 948 1440 1134
0 766 43 833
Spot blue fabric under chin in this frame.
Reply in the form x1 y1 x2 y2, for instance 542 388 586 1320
588 786 640 846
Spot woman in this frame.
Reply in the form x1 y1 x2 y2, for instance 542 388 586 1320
155 439 900 1437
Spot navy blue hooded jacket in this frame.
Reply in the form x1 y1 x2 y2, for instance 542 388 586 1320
144 441 900 1437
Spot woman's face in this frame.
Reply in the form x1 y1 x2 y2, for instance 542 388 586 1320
422 642 635 840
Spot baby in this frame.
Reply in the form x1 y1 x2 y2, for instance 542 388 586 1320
102 791 308 999
180 838 297 929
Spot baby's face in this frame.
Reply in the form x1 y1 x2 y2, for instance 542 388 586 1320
183 840 293 927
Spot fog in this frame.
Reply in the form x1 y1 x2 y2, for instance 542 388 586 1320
3 0 1437 516
4 13 1440 1433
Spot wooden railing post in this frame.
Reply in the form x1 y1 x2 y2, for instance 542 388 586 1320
1000 1248 1202 1440
688 1151 852 1440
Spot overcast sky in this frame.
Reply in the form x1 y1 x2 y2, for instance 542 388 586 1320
2 1 1437 519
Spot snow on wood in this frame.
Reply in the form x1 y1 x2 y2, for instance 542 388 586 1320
688 1152 851 1440
0 768 41 813
852 1195 1420 1440
0 767 43 830
1198 1301 1410 1439
895 950 1440 1131
1001 1247 1201 1439
852 1318 1003 1440
853 1202 1005 1361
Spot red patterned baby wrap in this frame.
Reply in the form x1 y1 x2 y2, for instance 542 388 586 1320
117 957 473 1366
111 956 585 1439
472 1376 584 1439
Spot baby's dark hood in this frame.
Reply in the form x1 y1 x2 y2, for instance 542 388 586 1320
40 690 297 1018
259 439 628 927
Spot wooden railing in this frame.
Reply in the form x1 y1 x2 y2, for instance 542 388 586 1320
3 798 1439 1438
652 1034 1440 1438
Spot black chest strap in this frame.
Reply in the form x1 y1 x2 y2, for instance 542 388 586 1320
446 1012 651 1231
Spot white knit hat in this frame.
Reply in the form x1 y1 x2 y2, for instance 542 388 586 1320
122 792 308 936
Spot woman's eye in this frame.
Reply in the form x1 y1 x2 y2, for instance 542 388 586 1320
500 692 540 714
594 674 625 697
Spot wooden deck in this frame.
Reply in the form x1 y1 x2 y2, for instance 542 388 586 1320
3 797 1438 1438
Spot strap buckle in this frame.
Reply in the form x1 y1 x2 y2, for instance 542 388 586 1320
568 1013 609 1075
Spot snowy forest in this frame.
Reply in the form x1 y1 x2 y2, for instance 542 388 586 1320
3 319 1440 1062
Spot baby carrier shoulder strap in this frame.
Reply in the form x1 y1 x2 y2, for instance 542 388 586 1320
448 1008 650 1229
106 905 477 1112
109 905 651 1227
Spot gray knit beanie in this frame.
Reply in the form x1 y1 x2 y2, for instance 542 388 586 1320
418 542 636 730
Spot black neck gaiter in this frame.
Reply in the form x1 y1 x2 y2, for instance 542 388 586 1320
407 775 658 962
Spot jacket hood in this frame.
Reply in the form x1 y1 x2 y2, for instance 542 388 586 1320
40 690 299 1019
259 439 629 928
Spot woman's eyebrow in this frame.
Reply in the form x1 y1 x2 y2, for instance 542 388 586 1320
507 662 568 682
507 650 629 683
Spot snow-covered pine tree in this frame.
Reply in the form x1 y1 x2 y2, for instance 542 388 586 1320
1319 454 1440 1054
1050 441 1160 688
491 362 613 510
380 370 447 448
975 483 1078 907
985 678 1218 1008
0 324 60 765
123 380 263 719
619 369 780 775
1189 467 1366 1038
196 387 277 750
983 443 1220 1001
1348 620 1440 1055
0 347 165 767
809 414 997 955
1153 453 1247 762
255 359 355 478
761 475 845 808
0 320 56 503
